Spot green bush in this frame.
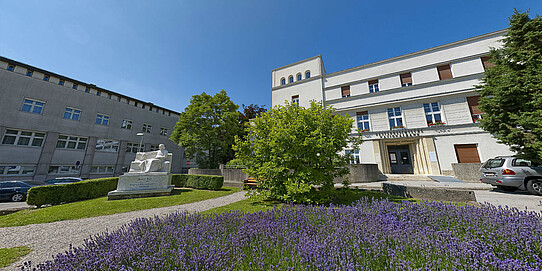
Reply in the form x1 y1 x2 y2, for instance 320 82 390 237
173 174 223 190
171 174 189 187
27 177 118 207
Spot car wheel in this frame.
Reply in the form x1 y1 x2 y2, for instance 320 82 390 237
11 193 25 202
526 179 542 195
497 186 517 192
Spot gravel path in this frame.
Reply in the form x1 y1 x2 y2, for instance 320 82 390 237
0 191 246 271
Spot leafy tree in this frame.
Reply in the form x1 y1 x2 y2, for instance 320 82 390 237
233 100 360 203
170 90 241 169
239 104 267 123
476 10 542 163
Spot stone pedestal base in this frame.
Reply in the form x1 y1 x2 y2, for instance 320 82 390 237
108 172 174 200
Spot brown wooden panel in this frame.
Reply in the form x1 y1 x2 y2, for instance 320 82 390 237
368 79 378 85
481 56 495 70
357 111 368 115
437 65 453 80
467 96 483 114
454 144 481 163
400 73 412 84
341 85 350 96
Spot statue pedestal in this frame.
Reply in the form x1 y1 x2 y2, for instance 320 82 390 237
108 172 174 200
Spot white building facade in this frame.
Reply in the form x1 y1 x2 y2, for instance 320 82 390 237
271 30 513 176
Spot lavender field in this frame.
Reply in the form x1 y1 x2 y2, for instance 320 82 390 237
30 199 542 270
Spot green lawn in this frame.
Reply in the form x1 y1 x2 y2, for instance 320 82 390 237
0 187 240 228
0 246 31 268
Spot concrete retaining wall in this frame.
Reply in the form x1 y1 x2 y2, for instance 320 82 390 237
382 183 477 203
222 168 248 183
188 168 222 176
452 163 482 182
334 164 381 183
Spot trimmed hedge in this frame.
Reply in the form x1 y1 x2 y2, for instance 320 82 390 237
172 174 223 190
171 174 189 187
27 177 118 207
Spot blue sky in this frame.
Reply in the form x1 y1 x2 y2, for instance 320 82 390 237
1 1 540 113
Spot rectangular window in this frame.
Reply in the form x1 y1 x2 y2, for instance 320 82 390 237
2 129 45 147
126 142 144 154
96 114 110 126
160 127 168 136
388 107 404 129
56 135 88 150
48 165 81 175
26 70 33 77
7 64 15 71
121 119 133 130
90 165 115 174
356 111 370 132
341 85 351 98
345 150 360 164
467 96 484 123
437 64 453 80
142 123 152 133
21 98 45 114
150 144 160 151
43 75 49 81
423 102 443 126
368 79 379 93
292 95 299 105
481 56 495 70
95 139 119 152
400 73 412 87
0 165 35 176
63 107 81 121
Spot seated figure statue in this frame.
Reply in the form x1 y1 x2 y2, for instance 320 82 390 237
130 144 170 173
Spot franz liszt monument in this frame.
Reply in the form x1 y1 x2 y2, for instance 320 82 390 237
108 144 175 200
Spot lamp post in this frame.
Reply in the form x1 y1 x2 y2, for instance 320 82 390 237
136 133 144 152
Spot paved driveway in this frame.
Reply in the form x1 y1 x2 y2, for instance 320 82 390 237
475 188 542 212
0 201 30 212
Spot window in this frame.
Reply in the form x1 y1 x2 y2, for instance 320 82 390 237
368 80 379 93
388 107 404 129
291 95 299 105
43 75 50 81
150 144 160 151
305 71 310 79
90 165 115 174
2 129 45 147
160 127 168 136
95 139 120 152
512 158 535 167
96 114 110 126
288 76 294 83
280 78 286 85
7 64 15 71
341 85 351 98
56 135 87 150
121 119 133 130
72 84 78 90
297 73 302 81
142 123 152 133
63 107 81 121
107 93 112 99
356 111 370 131
48 165 81 175
345 150 360 164
26 70 33 77
21 99 45 114
59 80 64 86
96 91 101 96
400 73 412 87
437 64 453 80
85 87 90 93
126 142 143 153
0 166 35 176
467 96 484 123
423 102 443 126
481 56 495 70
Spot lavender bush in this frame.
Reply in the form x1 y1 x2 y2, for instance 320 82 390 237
29 199 542 270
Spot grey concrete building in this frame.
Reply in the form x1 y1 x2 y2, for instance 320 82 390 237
0 56 193 181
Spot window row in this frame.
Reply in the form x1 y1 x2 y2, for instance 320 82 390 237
5 63 175 117
47 165 115 175
0 165 35 176
19 98 168 136
280 70 311 86
339 57 494 98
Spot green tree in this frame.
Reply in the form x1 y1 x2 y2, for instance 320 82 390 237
476 10 542 163
233 100 360 203
170 90 241 169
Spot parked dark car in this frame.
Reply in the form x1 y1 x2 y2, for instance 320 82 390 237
480 156 542 195
0 180 46 202
44 177 84 185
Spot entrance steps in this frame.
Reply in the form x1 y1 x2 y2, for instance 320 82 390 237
384 174 433 182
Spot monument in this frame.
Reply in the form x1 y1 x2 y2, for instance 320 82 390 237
108 144 175 200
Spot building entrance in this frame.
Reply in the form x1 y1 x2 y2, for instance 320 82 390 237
388 145 414 174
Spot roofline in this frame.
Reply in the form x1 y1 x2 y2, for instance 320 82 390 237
272 55 322 72
325 29 507 78
0 56 181 115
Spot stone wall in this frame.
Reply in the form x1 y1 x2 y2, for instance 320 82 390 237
382 183 477 203
452 163 482 182
188 168 222 176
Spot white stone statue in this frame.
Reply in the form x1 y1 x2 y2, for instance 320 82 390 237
130 144 171 173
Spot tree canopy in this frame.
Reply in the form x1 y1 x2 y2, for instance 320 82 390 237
170 90 241 169
233 101 360 203
477 10 542 163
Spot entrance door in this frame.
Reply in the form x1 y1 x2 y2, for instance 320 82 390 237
388 145 414 174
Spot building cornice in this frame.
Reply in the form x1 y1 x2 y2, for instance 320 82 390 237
272 55 322 72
